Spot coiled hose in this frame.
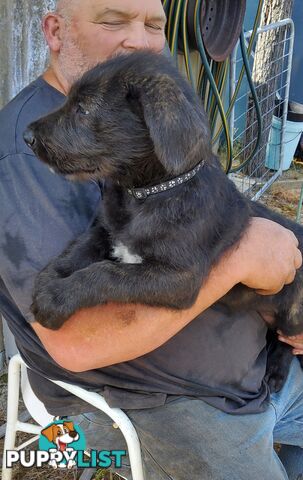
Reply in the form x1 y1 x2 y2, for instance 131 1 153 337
162 0 264 173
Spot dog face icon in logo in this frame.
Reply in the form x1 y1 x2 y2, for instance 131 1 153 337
41 421 79 452
39 420 85 469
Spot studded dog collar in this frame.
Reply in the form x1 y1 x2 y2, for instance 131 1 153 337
127 159 205 200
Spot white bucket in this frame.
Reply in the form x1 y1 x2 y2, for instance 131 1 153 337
265 116 303 171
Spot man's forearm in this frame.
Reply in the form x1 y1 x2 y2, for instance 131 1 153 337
32 251 238 372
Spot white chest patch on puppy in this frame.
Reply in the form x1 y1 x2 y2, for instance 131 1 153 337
112 241 143 264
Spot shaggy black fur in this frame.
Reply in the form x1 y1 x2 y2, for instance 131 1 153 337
24 51 303 392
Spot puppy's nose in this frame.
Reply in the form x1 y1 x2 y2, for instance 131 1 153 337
69 430 78 438
23 128 36 148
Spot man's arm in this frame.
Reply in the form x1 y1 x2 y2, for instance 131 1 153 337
32 217 302 372
32 252 243 372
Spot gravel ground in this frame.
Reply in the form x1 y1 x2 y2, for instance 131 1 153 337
260 161 303 220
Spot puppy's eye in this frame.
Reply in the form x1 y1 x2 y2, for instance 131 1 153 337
77 103 90 115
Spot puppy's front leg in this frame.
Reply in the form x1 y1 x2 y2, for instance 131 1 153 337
38 222 110 281
73 261 201 308
32 223 111 328
34 261 201 329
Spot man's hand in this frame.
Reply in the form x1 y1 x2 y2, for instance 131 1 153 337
278 331 303 355
232 217 302 295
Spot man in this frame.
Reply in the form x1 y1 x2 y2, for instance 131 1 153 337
0 0 303 478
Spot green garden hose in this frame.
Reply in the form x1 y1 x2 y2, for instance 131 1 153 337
229 30 263 173
163 0 264 174
194 0 233 172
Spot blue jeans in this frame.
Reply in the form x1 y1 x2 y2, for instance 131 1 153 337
72 357 303 479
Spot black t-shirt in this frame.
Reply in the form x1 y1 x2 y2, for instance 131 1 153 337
0 77 270 416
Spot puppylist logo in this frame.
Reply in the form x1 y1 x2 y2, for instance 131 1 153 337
6 419 126 470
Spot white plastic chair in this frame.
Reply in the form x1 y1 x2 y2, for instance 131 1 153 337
2 353 144 480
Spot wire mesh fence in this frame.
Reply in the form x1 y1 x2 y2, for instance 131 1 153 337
228 19 295 200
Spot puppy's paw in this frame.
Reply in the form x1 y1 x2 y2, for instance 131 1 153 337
266 364 288 393
265 341 293 393
49 459 58 469
31 280 73 330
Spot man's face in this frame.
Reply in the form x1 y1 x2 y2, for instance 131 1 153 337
57 0 167 86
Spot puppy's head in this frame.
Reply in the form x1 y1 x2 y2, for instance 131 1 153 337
25 51 211 188
41 421 79 448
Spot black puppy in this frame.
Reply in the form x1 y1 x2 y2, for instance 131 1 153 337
24 51 303 391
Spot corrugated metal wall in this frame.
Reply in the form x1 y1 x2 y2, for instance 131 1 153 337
0 0 55 108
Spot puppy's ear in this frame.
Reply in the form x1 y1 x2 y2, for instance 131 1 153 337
63 421 74 432
41 424 56 443
127 73 211 175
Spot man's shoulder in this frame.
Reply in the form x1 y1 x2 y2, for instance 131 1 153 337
0 77 65 159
